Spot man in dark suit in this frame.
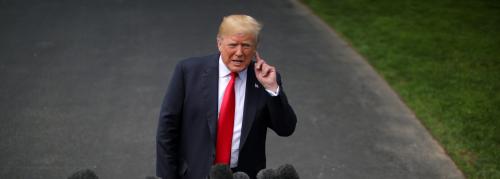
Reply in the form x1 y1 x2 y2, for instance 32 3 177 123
156 14 297 179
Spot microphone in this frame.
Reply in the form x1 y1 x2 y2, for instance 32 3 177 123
209 164 233 179
145 176 161 179
276 164 299 179
256 168 276 179
233 172 250 179
67 169 99 179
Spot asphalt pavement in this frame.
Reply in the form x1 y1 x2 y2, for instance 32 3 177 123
0 0 464 178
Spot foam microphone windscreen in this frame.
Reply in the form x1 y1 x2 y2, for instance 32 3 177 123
233 171 250 179
209 164 233 179
67 169 99 179
276 164 299 179
256 168 276 179
145 176 161 179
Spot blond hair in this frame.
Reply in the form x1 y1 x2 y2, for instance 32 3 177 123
217 15 262 41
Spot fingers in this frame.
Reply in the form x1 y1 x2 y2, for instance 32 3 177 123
254 52 275 77
262 64 274 77
255 59 264 71
258 63 275 77
254 52 264 71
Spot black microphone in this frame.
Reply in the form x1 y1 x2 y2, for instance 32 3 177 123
67 169 99 179
209 164 233 179
233 171 250 179
276 164 299 179
256 168 276 179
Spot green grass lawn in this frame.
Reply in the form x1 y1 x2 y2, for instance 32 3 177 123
301 0 500 178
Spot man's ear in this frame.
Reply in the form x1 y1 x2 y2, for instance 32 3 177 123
216 36 223 52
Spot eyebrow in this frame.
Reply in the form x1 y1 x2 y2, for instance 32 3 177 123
228 41 253 45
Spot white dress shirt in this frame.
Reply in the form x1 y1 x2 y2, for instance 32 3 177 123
217 56 279 168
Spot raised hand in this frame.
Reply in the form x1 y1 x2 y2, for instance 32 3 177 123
254 52 279 93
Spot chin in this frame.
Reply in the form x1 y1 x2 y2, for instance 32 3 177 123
230 68 243 72
229 66 246 72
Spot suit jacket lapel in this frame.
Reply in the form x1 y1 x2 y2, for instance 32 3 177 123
239 62 261 149
203 55 219 149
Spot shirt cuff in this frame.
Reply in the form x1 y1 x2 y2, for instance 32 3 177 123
265 86 280 96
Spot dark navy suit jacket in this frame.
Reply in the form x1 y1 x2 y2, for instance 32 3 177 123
156 54 297 179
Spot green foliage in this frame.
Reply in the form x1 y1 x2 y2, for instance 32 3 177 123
302 0 500 178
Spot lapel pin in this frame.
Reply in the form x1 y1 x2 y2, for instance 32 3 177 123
254 83 259 88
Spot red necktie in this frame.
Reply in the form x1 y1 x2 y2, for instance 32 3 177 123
215 72 237 164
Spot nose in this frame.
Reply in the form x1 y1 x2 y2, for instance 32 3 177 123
235 46 243 57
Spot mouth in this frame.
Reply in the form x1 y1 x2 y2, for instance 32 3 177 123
231 59 244 65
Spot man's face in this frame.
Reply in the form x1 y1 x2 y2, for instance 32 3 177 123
217 33 257 72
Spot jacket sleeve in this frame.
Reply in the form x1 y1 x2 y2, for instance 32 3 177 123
266 74 297 136
156 62 185 179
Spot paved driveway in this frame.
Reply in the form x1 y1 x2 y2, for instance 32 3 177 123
0 0 463 178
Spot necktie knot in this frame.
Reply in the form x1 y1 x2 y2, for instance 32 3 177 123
230 72 238 80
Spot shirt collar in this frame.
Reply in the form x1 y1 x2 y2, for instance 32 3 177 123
218 55 247 80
